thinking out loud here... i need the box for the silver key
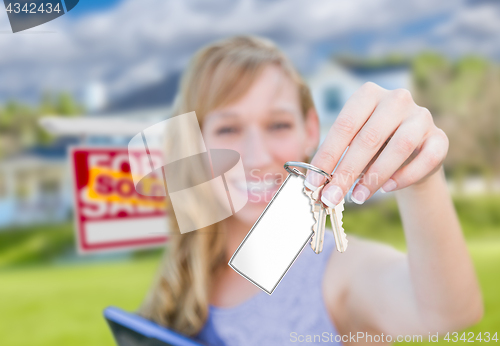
[325,199,348,252]
[304,186,327,254]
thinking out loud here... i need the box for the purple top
[197,232,341,345]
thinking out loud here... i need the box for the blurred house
[307,59,411,139]
[32,110,171,229]
[0,73,178,229]
[41,72,180,145]
[40,106,171,146]
[0,143,74,228]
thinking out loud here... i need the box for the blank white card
[229,174,314,294]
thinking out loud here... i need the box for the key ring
[284,161,331,183]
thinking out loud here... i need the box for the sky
[66,0,122,17]
[0,0,499,105]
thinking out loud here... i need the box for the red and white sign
[70,147,169,253]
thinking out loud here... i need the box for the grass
[468,239,500,331]
[0,259,160,346]
[0,194,499,345]
[0,223,74,268]
[0,240,498,346]
[342,194,500,248]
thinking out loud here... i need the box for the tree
[0,92,84,158]
[412,53,500,189]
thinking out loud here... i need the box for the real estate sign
[70,147,169,253]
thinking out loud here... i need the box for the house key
[228,162,345,295]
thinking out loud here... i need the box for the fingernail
[351,185,370,205]
[321,185,343,208]
[381,179,397,193]
[305,171,325,190]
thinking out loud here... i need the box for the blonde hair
[139,35,315,336]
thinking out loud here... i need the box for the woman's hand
[316,83,483,336]
[305,82,449,206]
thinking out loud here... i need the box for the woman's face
[202,65,319,225]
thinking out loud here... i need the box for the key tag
[229,162,331,295]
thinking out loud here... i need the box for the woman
[140,36,483,345]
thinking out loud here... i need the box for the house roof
[39,106,170,136]
[0,138,78,169]
[103,71,181,112]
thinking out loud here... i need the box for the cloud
[367,1,500,59]
[0,0,497,104]
[431,2,500,57]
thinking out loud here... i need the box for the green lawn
[0,259,160,346]
[0,240,498,346]
[0,195,499,345]
[0,223,74,268]
[468,239,500,331]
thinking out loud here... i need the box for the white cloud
[0,0,497,104]
[431,3,500,57]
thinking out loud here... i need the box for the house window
[324,86,342,114]
[39,179,60,195]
